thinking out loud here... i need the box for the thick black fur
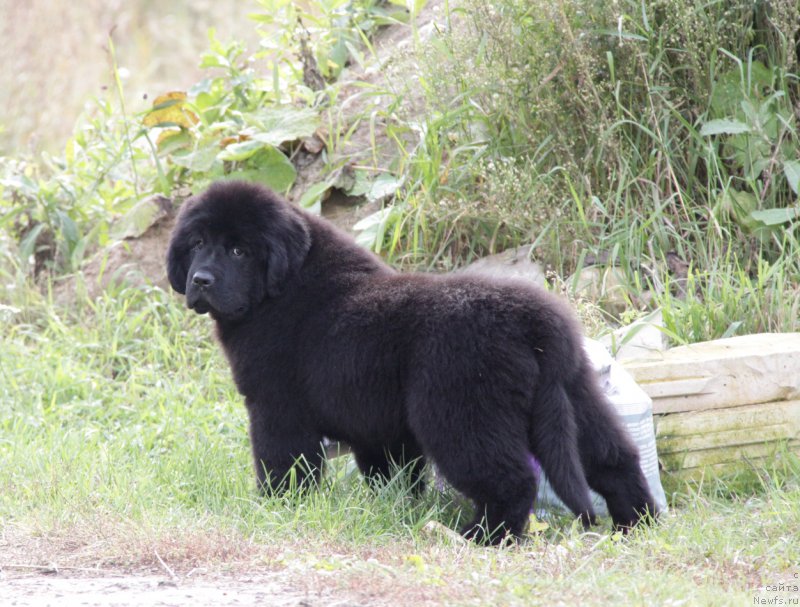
[167,180,658,543]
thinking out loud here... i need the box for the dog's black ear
[166,234,189,295]
[263,206,311,298]
[166,203,195,295]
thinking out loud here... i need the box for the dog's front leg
[245,398,324,495]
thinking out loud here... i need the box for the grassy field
[1,283,798,605]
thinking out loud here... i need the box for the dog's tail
[528,379,597,527]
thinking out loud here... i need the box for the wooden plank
[655,399,800,440]
[622,333,800,414]
[654,400,800,471]
[659,439,800,471]
[658,423,797,454]
[660,456,793,482]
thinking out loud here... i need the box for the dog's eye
[231,246,245,257]
[192,238,204,250]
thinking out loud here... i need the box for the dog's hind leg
[408,392,539,544]
[353,437,427,494]
[566,372,659,530]
[428,433,539,545]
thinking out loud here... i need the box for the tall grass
[364,0,800,340]
[3,0,797,343]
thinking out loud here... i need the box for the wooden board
[622,333,800,414]
[654,399,800,473]
[658,456,796,483]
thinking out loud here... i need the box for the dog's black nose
[192,270,215,288]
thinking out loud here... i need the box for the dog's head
[166,181,311,321]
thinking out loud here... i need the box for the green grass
[0,2,798,600]
[1,284,798,605]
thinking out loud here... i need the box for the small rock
[420,521,467,545]
[567,266,629,316]
[460,245,546,286]
[600,310,666,361]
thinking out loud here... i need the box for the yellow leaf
[528,513,549,534]
[143,92,199,129]
[219,134,251,148]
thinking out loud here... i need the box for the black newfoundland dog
[167,180,657,543]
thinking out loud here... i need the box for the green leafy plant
[363,0,799,313]
[0,97,147,275]
[0,0,412,279]
[144,1,421,196]
[251,0,414,82]
[702,55,799,238]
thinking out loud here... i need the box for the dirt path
[1,572,360,607]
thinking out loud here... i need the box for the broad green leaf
[367,174,403,202]
[171,144,220,173]
[188,77,214,97]
[749,207,800,226]
[199,54,228,69]
[225,145,296,191]
[326,35,350,77]
[218,139,267,162]
[254,146,297,191]
[19,223,47,262]
[710,61,773,117]
[726,189,757,215]
[345,169,372,197]
[55,210,80,246]
[710,75,741,118]
[719,189,759,231]
[298,182,330,215]
[740,99,758,126]
[225,169,295,193]
[353,206,401,251]
[249,106,318,147]
[749,157,772,181]
[156,129,193,154]
[783,160,800,195]
[110,197,170,240]
[700,119,751,136]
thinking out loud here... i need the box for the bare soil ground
[0,548,466,607]
[0,522,467,607]
[1,572,346,607]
